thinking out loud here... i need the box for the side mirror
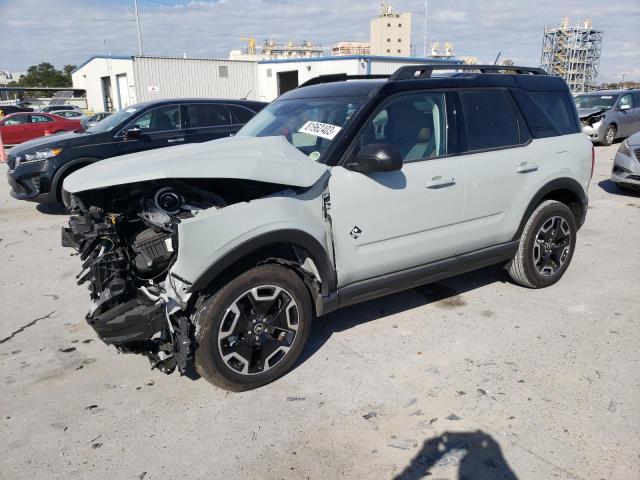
[620,104,631,111]
[124,127,142,139]
[347,143,402,173]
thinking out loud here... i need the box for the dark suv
[6,98,266,203]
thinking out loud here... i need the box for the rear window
[186,104,231,128]
[228,105,255,124]
[528,91,579,135]
[460,90,526,151]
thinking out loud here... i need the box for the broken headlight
[618,140,631,157]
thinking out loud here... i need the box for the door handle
[167,137,185,143]
[516,162,539,173]
[425,176,456,189]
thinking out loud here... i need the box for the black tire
[602,125,616,146]
[509,200,577,288]
[193,264,312,391]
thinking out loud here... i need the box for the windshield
[237,96,364,161]
[86,106,140,133]
[573,94,618,110]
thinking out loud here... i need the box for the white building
[370,4,412,57]
[73,54,461,111]
[72,55,258,112]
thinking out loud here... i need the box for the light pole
[423,0,428,58]
[134,0,144,56]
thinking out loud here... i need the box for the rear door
[329,90,465,286]
[457,89,537,253]
[183,103,236,144]
[27,114,57,138]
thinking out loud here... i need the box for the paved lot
[0,144,638,480]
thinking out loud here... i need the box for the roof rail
[389,64,548,81]
[298,74,390,88]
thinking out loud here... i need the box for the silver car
[612,131,640,192]
[575,89,640,145]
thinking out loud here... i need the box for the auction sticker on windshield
[299,121,342,140]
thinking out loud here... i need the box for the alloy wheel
[532,216,571,276]
[217,285,299,375]
[605,127,615,145]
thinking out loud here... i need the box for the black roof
[128,98,268,110]
[280,65,570,101]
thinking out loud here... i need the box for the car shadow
[35,203,69,215]
[597,179,640,197]
[394,430,517,480]
[295,265,510,369]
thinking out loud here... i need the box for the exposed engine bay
[62,178,287,373]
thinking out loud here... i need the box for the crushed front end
[61,181,225,373]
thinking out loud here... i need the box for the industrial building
[370,3,412,57]
[540,17,603,92]
[72,54,461,112]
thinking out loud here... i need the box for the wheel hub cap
[532,216,571,276]
[217,285,299,375]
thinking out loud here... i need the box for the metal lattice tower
[540,17,603,93]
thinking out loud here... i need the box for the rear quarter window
[527,91,580,135]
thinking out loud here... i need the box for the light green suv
[62,65,593,390]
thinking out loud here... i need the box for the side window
[186,104,231,128]
[131,105,181,132]
[228,105,254,124]
[3,115,29,125]
[357,91,449,163]
[460,90,522,150]
[633,93,640,107]
[30,115,54,123]
[619,94,634,109]
[528,91,579,135]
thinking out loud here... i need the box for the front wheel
[603,125,616,146]
[508,200,577,288]
[193,264,312,391]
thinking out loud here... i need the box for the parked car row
[5,98,266,202]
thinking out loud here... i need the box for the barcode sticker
[298,121,342,140]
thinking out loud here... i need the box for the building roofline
[71,55,133,74]
[257,55,464,65]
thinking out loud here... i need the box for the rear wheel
[509,200,577,288]
[603,125,616,146]
[194,264,312,391]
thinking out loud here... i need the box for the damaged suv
[62,65,593,391]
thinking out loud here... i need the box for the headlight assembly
[17,147,63,166]
[618,140,631,157]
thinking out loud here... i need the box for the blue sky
[0,0,638,82]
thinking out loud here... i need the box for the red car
[0,112,83,146]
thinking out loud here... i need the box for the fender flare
[513,177,588,241]
[52,157,102,198]
[188,229,337,296]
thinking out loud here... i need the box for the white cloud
[0,0,637,82]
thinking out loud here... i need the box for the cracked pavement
[0,144,639,479]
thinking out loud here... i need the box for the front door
[328,91,465,287]
[617,93,640,137]
[115,104,186,156]
[0,113,30,144]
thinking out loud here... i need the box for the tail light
[590,146,595,179]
